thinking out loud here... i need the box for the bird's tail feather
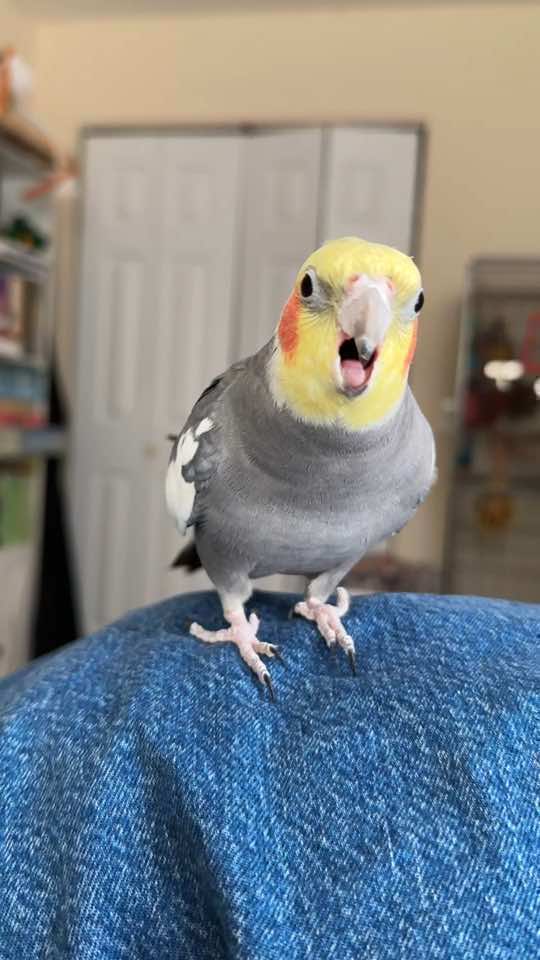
[171,540,202,572]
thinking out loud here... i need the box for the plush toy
[166,237,435,696]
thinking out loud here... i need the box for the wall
[27,2,540,567]
[0,0,35,63]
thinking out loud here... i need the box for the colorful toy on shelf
[1,215,49,251]
[0,48,33,115]
[22,156,78,203]
[520,311,540,376]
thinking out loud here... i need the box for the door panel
[322,127,419,254]
[96,257,143,421]
[153,137,241,431]
[236,130,322,359]
[90,472,132,626]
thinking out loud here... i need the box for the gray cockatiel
[166,237,435,697]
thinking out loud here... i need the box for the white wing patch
[178,428,198,465]
[195,417,213,437]
[430,435,438,485]
[165,419,214,534]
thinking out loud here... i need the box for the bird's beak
[339,275,393,360]
[336,275,394,394]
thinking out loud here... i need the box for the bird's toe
[262,672,275,701]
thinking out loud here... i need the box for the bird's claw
[189,613,283,699]
[262,672,275,701]
[294,589,357,675]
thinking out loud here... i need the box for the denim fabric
[0,591,538,960]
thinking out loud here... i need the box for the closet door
[73,135,241,631]
[236,129,322,359]
[322,127,420,254]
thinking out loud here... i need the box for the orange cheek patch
[403,319,418,373]
[278,292,300,360]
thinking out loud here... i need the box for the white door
[73,135,241,632]
[236,129,322,359]
[322,127,419,253]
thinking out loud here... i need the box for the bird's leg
[294,564,357,674]
[189,589,281,698]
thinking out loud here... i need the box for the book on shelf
[0,362,47,427]
[0,464,34,546]
[0,272,24,356]
[0,268,41,359]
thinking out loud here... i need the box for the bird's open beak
[336,275,393,394]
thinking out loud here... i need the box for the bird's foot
[294,587,356,674]
[189,611,282,698]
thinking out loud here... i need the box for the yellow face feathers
[273,237,424,430]
[296,237,421,311]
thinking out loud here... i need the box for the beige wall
[0,0,35,61]
[26,2,540,567]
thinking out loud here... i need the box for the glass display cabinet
[443,258,540,602]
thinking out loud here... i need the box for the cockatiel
[166,237,435,697]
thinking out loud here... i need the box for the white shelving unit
[0,113,62,676]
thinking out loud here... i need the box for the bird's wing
[165,364,243,534]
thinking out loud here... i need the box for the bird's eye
[300,272,314,298]
[414,290,425,313]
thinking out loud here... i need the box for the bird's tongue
[341,360,368,389]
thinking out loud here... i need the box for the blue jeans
[0,591,538,959]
